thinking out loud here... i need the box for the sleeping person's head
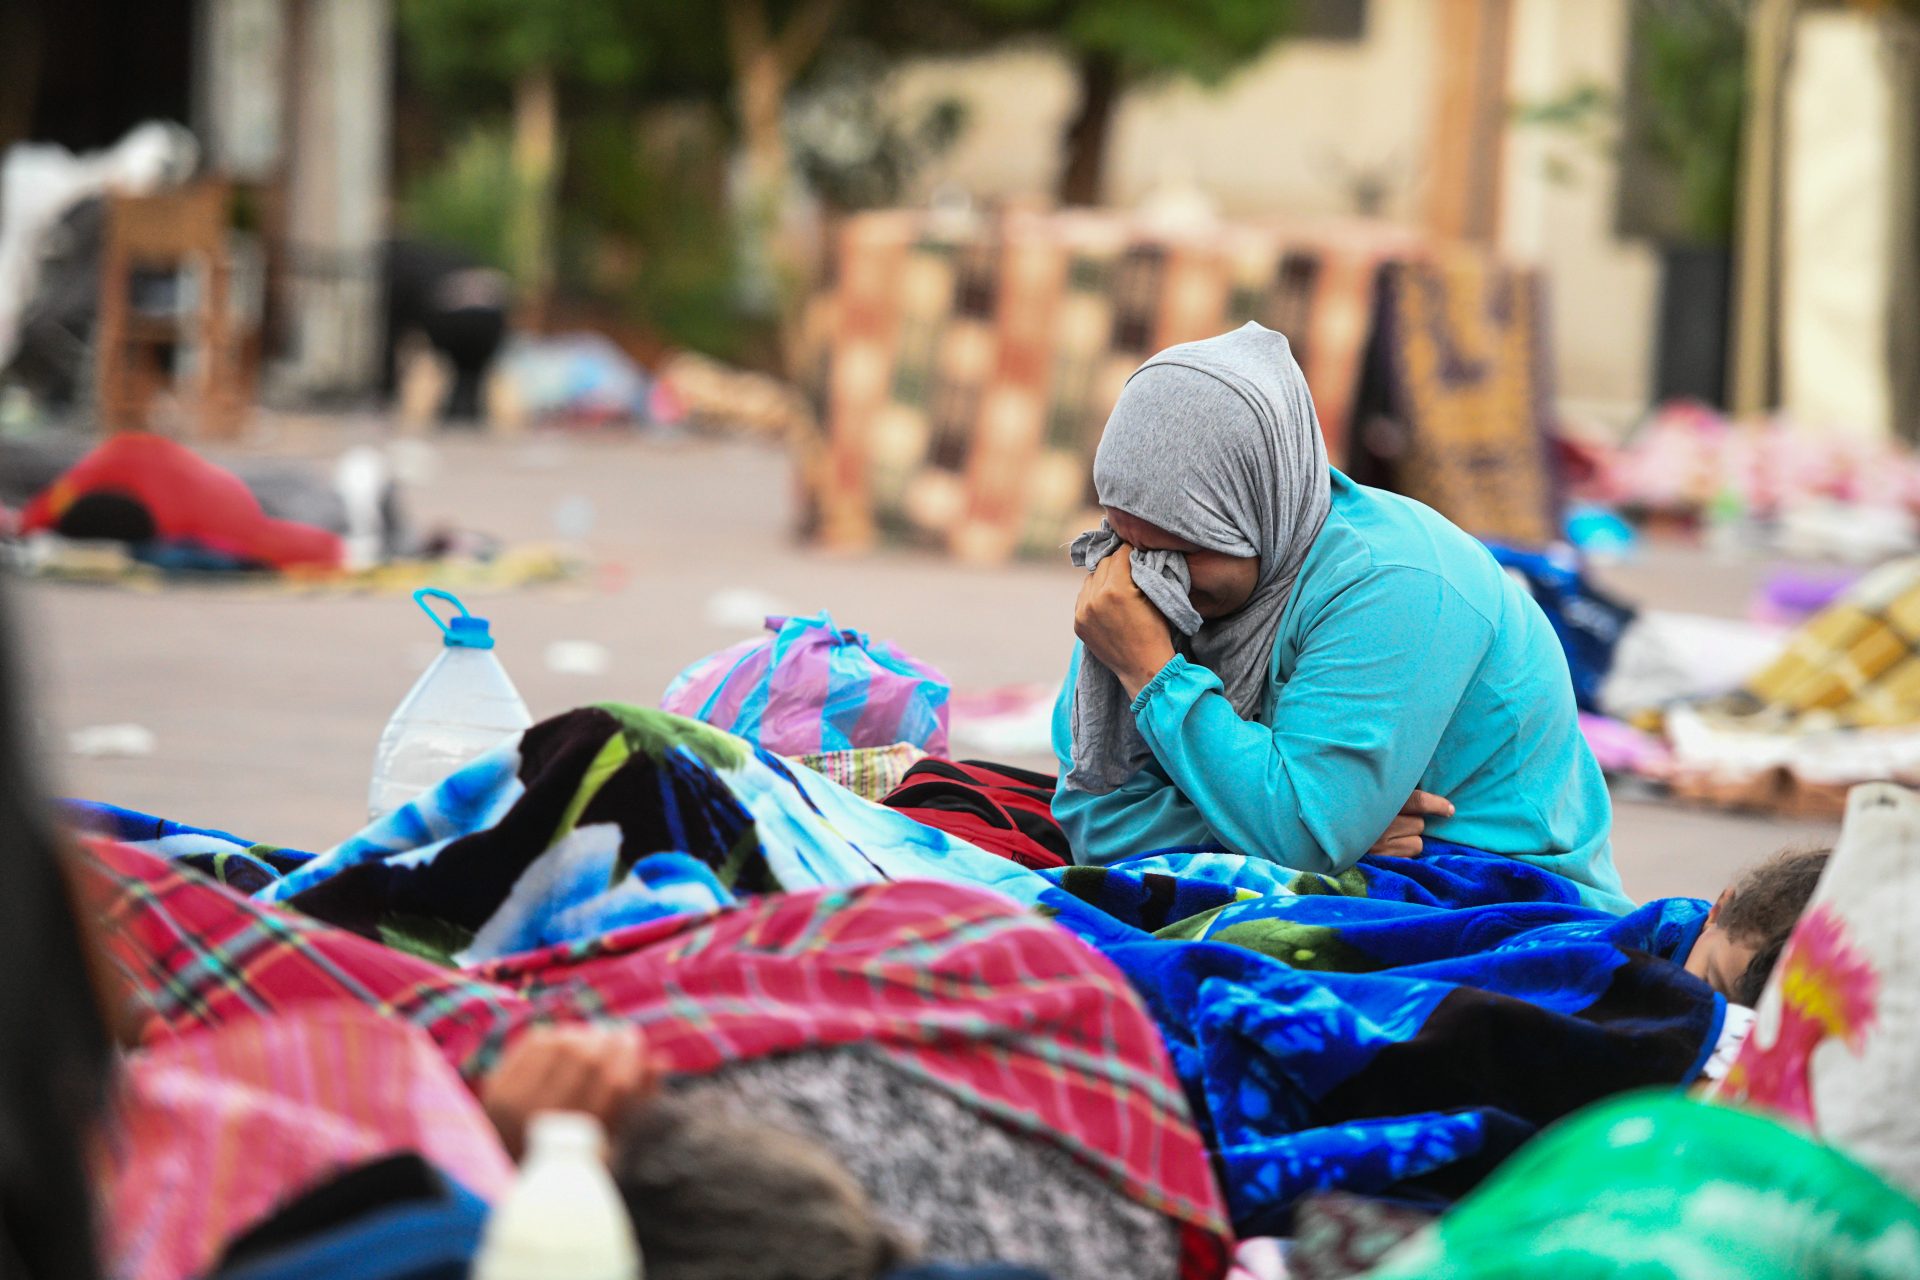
[609,1094,909,1280]
[1686,847,1831,1004]
[480,1026,907,1280]
[1093,323,1330,623]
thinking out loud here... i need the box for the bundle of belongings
[1476,531,1920,821]
[61,618,1920,1278]
[1579,402,1920,562]
[1556,556,1920,819]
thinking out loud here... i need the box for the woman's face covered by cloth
[1090,321,1331,631]
[1105,508,1260,620]
[1064,322,1332,795]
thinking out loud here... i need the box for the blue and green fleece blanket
[69,703,1722,1235]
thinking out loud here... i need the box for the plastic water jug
[368,588,533,820]
[473,1111,642,1280]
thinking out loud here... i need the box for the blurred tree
[399,0,661,321]
[400,0,849,344]
[402,0,1302,358]
[787,46,968,212]
[559,107,754,362]
[719,0,849,331]
[399,128,520,272]
[953,0,1300,204]
[1632,0,1750,246]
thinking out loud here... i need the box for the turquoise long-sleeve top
[1052,470,1631,913]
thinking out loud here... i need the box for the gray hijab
[1066,322,1332,794]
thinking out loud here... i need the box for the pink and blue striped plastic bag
[661,611,950,756]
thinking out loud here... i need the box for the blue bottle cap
[414,588,496,650]
[444,614,494,649]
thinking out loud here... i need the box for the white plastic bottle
[368,588,533,820]
[473,1111,643,1280]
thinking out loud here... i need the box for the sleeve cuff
[1129,654,1188,714]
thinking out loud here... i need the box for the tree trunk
[723,0,843,361]
[735,35,791,264]
[1423,0,1512,243]
[510,66,560,330]
[1729,0,1800,416]
[1058,52,1122,206]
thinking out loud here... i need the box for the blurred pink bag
[662,611,950,756]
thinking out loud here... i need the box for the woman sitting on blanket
[1056,322,1630,911]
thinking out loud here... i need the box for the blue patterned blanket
[1039,863,1717,1232]
[69,705,1723,1233]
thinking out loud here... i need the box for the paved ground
[24,424,1840,904]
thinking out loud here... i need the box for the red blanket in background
[20,433,343,570]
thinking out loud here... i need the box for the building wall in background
[892,0,1656,415]
[1105,0,1433,219]
[1499,0,1658,418]
[1778,11,1920,444]
[894,0,1433,221]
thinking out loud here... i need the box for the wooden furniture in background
[94,181,248,437]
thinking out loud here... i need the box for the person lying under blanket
[73,835,1231,1280]
[1040,844,1827,1236]
[1685,846,1829,1005]
[100,1007,930,1280]
[19,432,347,571]
[1055,322,1628,912]
[62,792,1831,1278]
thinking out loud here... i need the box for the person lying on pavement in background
[19,432,345,571]
[1055,322,1629,912]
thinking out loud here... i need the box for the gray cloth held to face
[1069,525,1204,635]
[1066,322,1332,795]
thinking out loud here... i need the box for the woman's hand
[1075,549,1177,698]
[1368,791,1455,857]
[480,1023,660,1157]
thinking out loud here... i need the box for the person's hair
[53,490,157,544]
[1720,847,1832,1006]
[609,1095,910,1280]
[0,573,113,1279]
